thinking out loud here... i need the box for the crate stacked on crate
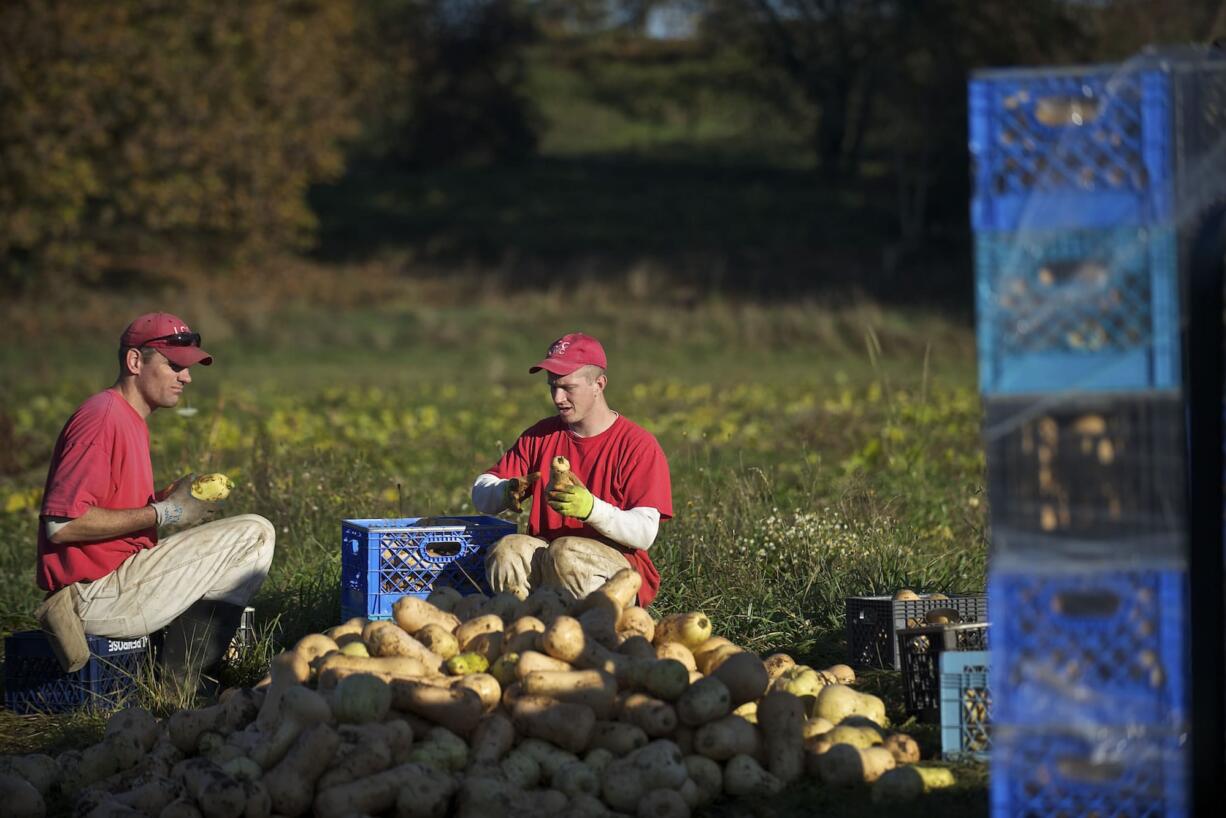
[897,621,989,722]
[972,50,1226,396]
[340,515,516,620]
[845,592,988,670]
[4,632,149,714]
[970,47,1222,817]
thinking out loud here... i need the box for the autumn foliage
[0,0,360,282]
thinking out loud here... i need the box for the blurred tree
[881,0,1083,242]
[702,0,898,178]
[701,0,1082,234]
[348,0,429,161]
[0,0,360,289]
[1071,0,1226,57]
[398,0,540,165]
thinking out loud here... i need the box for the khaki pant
[485,533,630,602]
[73,514,275,639]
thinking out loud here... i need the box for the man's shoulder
[81,389,121,411]
[611,415,662,446]
[607,416,668,464]
[64,390,121,429]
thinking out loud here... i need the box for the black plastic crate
[898,623,991,722]
[845,593,989,670]
[985,391,1187,563]
[4,631,149,714]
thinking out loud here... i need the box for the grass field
[0,289,989,815]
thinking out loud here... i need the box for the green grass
[0,291,987,815]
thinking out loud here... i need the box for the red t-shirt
[36,389,157,592]
[487,414,672,606]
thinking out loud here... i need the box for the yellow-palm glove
[548,479,594,520]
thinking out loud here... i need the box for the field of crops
[0,293,989,815]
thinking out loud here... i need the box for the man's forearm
[46,506,157,544]
[472,473,509,514]
[585,499,660,551]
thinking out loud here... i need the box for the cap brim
[159,345,213,367]
[529,358,582,375]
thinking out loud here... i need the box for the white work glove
[150,473,221,529]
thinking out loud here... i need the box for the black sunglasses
[143,331,201,347]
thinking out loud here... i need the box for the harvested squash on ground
[872,765,956,803]
[656,612,713,651]
[8,568,967,817]
[817,744,897,787]
[812,684,888,727]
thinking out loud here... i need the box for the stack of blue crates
[972,47,1226,818]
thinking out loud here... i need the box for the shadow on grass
[309,152,973,312]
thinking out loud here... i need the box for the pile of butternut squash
[0,569,955,817]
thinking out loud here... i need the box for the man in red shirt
[34,313,275,685]
[472,332,672,606]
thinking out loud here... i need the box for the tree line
[1,0,1221,290]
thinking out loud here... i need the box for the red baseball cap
[529,332,607,375]
[120,312,213,367]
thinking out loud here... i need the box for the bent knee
[233,514,276,568]
[546,537,597,572]
[547,536,588,557]
[492,533,545,557]
[228,513,275,541]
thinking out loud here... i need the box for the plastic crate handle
[424,539,464,558]
[1056,757,1125,783]
[1038,259,1110,287]
[1051,589,1121,617]
[1034,96,1101,127]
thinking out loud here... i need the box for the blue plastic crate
[3,631,149,714]
[991,726,1188,818]
[970,52,1226,232]
[976,225,1181,394]
[940,650,991,760]
[989,569,1188,731]
[340,515,516,620]
[899,623,990,723]
[983,391,1187,557]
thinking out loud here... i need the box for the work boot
[34,585,90,673]
[156,600,246,698]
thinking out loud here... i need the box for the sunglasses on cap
[143,331,202,347]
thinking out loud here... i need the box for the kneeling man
[472,332,671,607]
